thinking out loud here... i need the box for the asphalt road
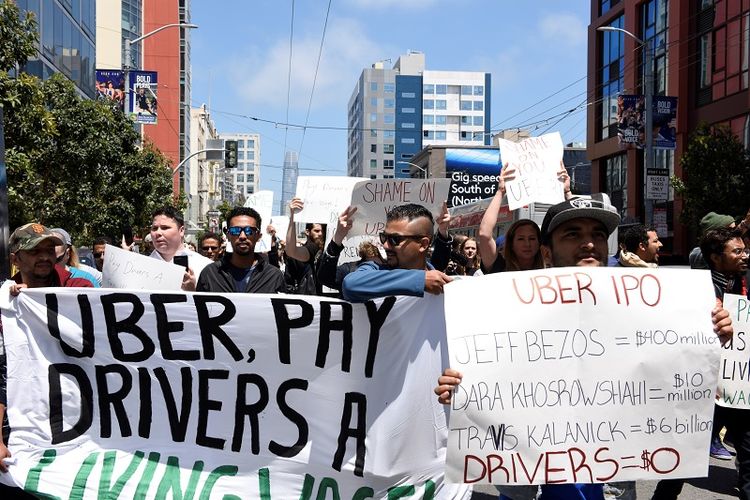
[470,452,739,499]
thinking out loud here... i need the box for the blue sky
[190,0,590,214]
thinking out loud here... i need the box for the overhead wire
[282,0,296,157]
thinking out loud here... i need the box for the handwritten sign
[295,176,365,225]
[0,290,470,499]
[718,294,750,408]
[497,132,564,210]
[443,267,720,485]
[101,244,184,290]
[269,215,289,246]
[244,190,275,252]
[348,178,451,238]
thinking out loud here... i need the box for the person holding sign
[342,203,452,303]
[436,196,734,500]
[285,197,326,295]
[196,207,285,294]
[479,162,572,274]
[149,206,211,291]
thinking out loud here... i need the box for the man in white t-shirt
[149,206,211,291]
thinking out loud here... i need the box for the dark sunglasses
[93,252,103,258]
[201,245,219,251]
[227,226,260,237]
[378,232,426,247]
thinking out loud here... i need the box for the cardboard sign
[497,132,565,210]
[295,176,365,225]
[244,190,275,252]
[0,289,471,499]
[718,294,750,408]
[101,244,184,290]
[348,178,451,238]
[443,267,720,485]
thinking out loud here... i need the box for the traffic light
[224,140,238,168]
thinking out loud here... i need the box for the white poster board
[718,293,750,408]
[294,176,365,225]
[244,190,275,252]
[497,132,565,210]
[101,244,184,290]
[443,267,720,485]
[269,215,290,247]
[0,290,470,500]
[348,178,451,239]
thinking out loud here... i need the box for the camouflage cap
[9,223,64,253]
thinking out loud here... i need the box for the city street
[471,452,739,499]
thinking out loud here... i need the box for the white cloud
[228,18,396,114]
[538,13,587,47]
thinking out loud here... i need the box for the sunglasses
[378,232,426,247]
[93,252,103,258]
[227,226,260,237]
[201,245,219,251]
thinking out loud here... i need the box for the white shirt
[149,248,212,280]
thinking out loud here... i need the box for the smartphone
[173,255,189,269]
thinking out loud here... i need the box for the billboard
[617,95,677,150]
[95,69,125,111]
[444,148,501,207]
[128,70,158,124]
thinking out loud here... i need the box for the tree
[0,0,179,244]
[671,123,750,232]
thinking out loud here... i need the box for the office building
[281,151,298,215]
[19,0,96,98]
[95,0,142,69]
[587,0,750,257]
[186,105,222,232]
[347,51,491,179]
[142,0,193,195]
[219,132,261,206]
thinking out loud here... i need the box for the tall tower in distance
[281,151,299,216]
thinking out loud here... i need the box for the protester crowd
[1,161,748,500]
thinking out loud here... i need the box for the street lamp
[397,160,428,179]
[597,26,653,225]
[123,23,198,110]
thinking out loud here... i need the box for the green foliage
[672,123,750,232]
[0,0,37,72]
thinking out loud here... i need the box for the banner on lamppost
[127,70,158,124]
[617,95,677,150]
[95,69,125,111]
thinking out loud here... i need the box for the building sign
[128,71,158,124]
[653,97,677,150]
[444,148,501,207]
[646,168,670,201]
[95,69,125,111]
[617,95,677,150]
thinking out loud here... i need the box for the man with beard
[196,207,285,293]
[285,197,327,295]
[617,224,662,267]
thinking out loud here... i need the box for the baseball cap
[50,228,72,246]
[699,212,734,234]
[9,223,64,253]
[541,194,621,244]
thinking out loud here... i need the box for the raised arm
[479,164,512,270]
[284,197,312,262]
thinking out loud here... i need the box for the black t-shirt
[481,253,506,275]
[285,239,322,294]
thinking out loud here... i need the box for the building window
[402,122,416,128]
[599,15,624,140]
[473,116,484,126]
[423,99,434,110]
[461,116,471,125]
[402,107,415,113]
[370,97,378,107]
[370,82,378,91]
[384,83,395,93]
[238,151,245,160]
[474,86,484,96]
[600,0,621,16]
[236,139,244,148]
[436,100,447,110]
[370,144,377,153]
[473,101,484,111]
[423,84,434,94]
[370,159,377,169]
[402,138,415,144]
[384,114,395,124]
[370,113,377,122]
[641,0,669,97]
[436,115,447,125]
[247,151,255,160]
[423,115,434,124]
[460,131,470,141]
[384,98,395,108]
[384,159,394,167]
[423,130,434,139]
[247,139,255,148]
[402,91,415,98]
[435,131,447,140]
[461,85,472,95]
[370,128,377,137]
[236,174,245,182]
[246,185,254,194]
[460,101,473,110]
[384,130,395,138]
[383,144,394,154]
[604,154,627,217]
[436,84,447,94]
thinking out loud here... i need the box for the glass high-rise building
[281,151,298,215]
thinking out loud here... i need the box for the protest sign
[294,176,365,225]
[244,190,275,252]
[0,288,470,499]
[718,294,750,408]
[348,178,451,238]
[496,132,565,210]
[443,267,720,485]
[269,215,289,246]
[101,244,184,290]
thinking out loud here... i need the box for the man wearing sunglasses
[149,206,212,291]
[342,203,452,303]
[199,232,224,262]
[196,207,285,294]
